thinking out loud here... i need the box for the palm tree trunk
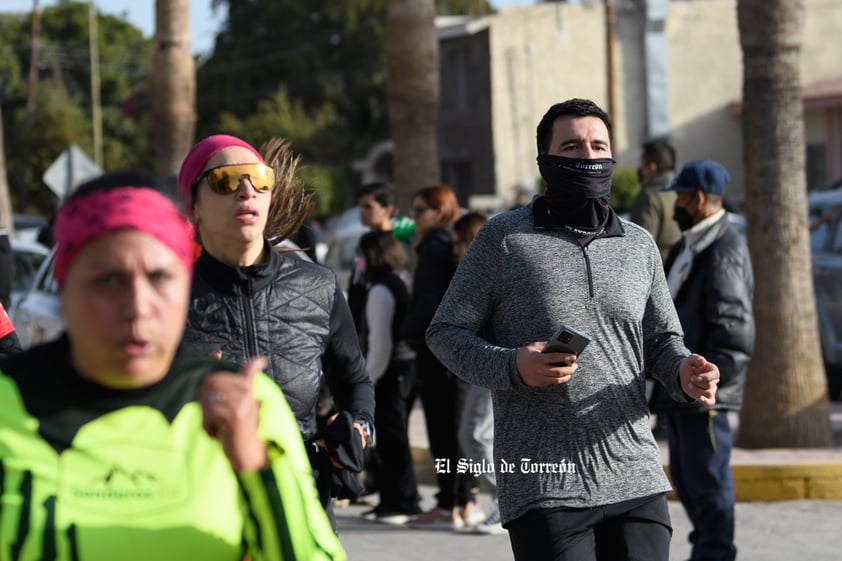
[153,0,196,185]
[385,0,440,216]
[737,0,832,447]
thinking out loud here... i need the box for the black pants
[373,358,421,513]
[308,445,338,533]
[417,353,472,510]
[508,493,672,561]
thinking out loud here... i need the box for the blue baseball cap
[662,160,730,196]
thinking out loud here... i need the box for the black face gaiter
[537,154,614,232]
[673,206,695,231]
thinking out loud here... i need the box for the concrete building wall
[488,3,609,207]
[663,1,745,198]
[438,29,495,205]
[803,0,842,81]
[398,0,842,211]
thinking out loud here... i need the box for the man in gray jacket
[426,98,721,561]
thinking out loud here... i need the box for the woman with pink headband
[0,171,345,561]
[177,135,374,530]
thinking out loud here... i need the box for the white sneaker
[460,500,486,528]
[473,500,505,535]
[406,507,462,530]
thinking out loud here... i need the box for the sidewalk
[336,485,842,561]
[407,399,842,501]
[331,401,842,560]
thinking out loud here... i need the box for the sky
[5,0,537,57]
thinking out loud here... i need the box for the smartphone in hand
[542,324,592,361]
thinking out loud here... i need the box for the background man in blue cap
[651,159,755,561]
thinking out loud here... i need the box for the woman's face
[410,196,442,236]
[192,145,272,264]
[61,231,190,388]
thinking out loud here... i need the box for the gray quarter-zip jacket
[426,204,691,525]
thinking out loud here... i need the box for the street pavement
[336,486,842,561]
[333,400,842,560]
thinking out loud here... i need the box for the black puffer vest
[183,244,373,441]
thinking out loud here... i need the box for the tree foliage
[201,0,493,213]
[0,0,496,215]
[0,1,154,212]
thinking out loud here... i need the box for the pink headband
[177,134,264,211]
[53,186,195,286]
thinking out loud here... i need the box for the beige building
[355,0,842,210]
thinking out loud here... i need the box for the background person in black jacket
[651,160,755,561]
[356,230,421,524]
[176,134,375,531]
[347,182,398,332]
[401,185,480,530]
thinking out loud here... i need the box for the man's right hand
[516,342,578,387]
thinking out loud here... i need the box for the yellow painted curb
[664,463,842,501]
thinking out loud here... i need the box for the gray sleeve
[426,226,523,390]
[643,255,693,402]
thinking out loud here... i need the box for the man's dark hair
[641,140,676,172]
[353,181,395,208]
[536,98,613,154]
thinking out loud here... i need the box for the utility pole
[19,0,42,212]
[25,0,40,115]
[89,2,103,168]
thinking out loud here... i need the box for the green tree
[0,1,154,212]
[200,0,493,213]
[199,1,389,155]
[610,167,640,215]
[216,88,342,213]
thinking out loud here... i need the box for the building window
[806,143,827,191]
[441,159,473,202]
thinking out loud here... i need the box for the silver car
[809,189,842,400]
[10,240,315,350]
[11,246,63,350]
[10,238,50,310]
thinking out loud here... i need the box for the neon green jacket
[0,337,346,561]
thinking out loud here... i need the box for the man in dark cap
[652,159,755,561]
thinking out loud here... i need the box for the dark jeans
[508,493,672,561]
[665,410,737,561]
[374,358,421,513]
[417,354,472,510]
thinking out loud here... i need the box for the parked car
[10,238,50,310]
[11,239,313,351]
[11,246,63,350]
[809,192,842,400]
[12,214,48,243]
[323,207,368,294]
[808,187,842,252]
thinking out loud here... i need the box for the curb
[728,464,842,500]
[411,446,842,501]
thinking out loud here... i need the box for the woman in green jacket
[0,170,344,561]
